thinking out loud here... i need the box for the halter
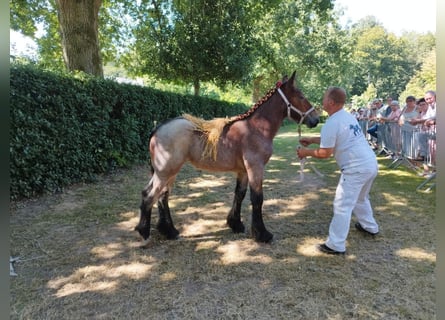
[275,83,323,182]
[276,87,315,125]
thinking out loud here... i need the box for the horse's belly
[188,155,241,172]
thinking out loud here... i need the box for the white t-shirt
[320,108,377,173]
[425,103,436,120]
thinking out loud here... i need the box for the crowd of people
[351,90,436,177]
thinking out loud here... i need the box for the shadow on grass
[10,125,435,319]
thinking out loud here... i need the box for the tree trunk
[252,75,264,103]
[193,78,200,96]
[55,0,103,77]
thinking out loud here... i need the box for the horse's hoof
[253,229,273,243]
[157,222,180,239]
[165,229,180,240]
[135,225,150,240]
[140,237,153,248]
[227,219,245,233]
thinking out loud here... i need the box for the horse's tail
[147,126,158,176]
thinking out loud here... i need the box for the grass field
[10,123,435,319]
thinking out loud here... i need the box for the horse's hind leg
[135,174,164,242]
[227,173,247,233]
[157,187,180,239]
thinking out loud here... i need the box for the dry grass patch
[10,125,435,319]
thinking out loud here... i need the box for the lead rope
[296,125,325,182]
[296,125,306,182]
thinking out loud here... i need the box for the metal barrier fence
[366,121,436,191]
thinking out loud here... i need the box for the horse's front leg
[249,175,273,243]
[157,188,180,239]
[227,172,248,233]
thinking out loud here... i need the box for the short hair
[417,97,426,104]
[425,90,436,97]
[327,87,346,105]
[406,95,416,102]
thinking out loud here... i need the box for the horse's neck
[248,94,285,139]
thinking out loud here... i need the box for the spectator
[357,108,368,120]
[380,100,401,123]
[411,91,436,175]
[367,99,385,149]
[424,90,436,124]
[383,96,393,117]
[398,96,420,159]
[379,100,402,158]
[350,108,359,119]
[297,86,379,255]
[398,96,418,128]
[410,91,436,126]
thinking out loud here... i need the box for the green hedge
[10,64,248,200]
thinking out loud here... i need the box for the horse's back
[150,116,246,173]
[150,117,199,173]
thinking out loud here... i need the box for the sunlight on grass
[51,281,118,298]
[275,131,299,138]
[48,262,152,297]
[160,272,177,281]
[396,247,436,262]
[295,237,357,260]
[295,237,326,257]
[189,179,227,188]
[116,212,139,231]
[214,240,273,265]
[91,243,125,259]
[181,218,225,237]
[195,240,220,251]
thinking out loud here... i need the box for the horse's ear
[282,74,288,83]
[289,71,297,85]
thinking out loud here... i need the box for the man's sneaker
[355,222,379,236]
[317,243,345,255]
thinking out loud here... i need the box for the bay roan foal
[135,71,319,244]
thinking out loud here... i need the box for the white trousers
[325,166,379,252]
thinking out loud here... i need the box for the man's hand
[296,146,308,159]
[299,137,313,147]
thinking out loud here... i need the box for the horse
[135,71,319,244]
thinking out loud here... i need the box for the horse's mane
[183,85,279,160]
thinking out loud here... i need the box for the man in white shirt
[297,87,379,255]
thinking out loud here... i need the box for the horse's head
[277,71,319,128]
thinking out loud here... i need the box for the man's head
[424,90,436,106]
[389,100,400,110]
[417,98,428,112]
[371,99,381,109]
[322,87,346,115]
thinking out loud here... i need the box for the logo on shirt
[349,124,362,136]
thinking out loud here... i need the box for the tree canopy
[10,0,436,102]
